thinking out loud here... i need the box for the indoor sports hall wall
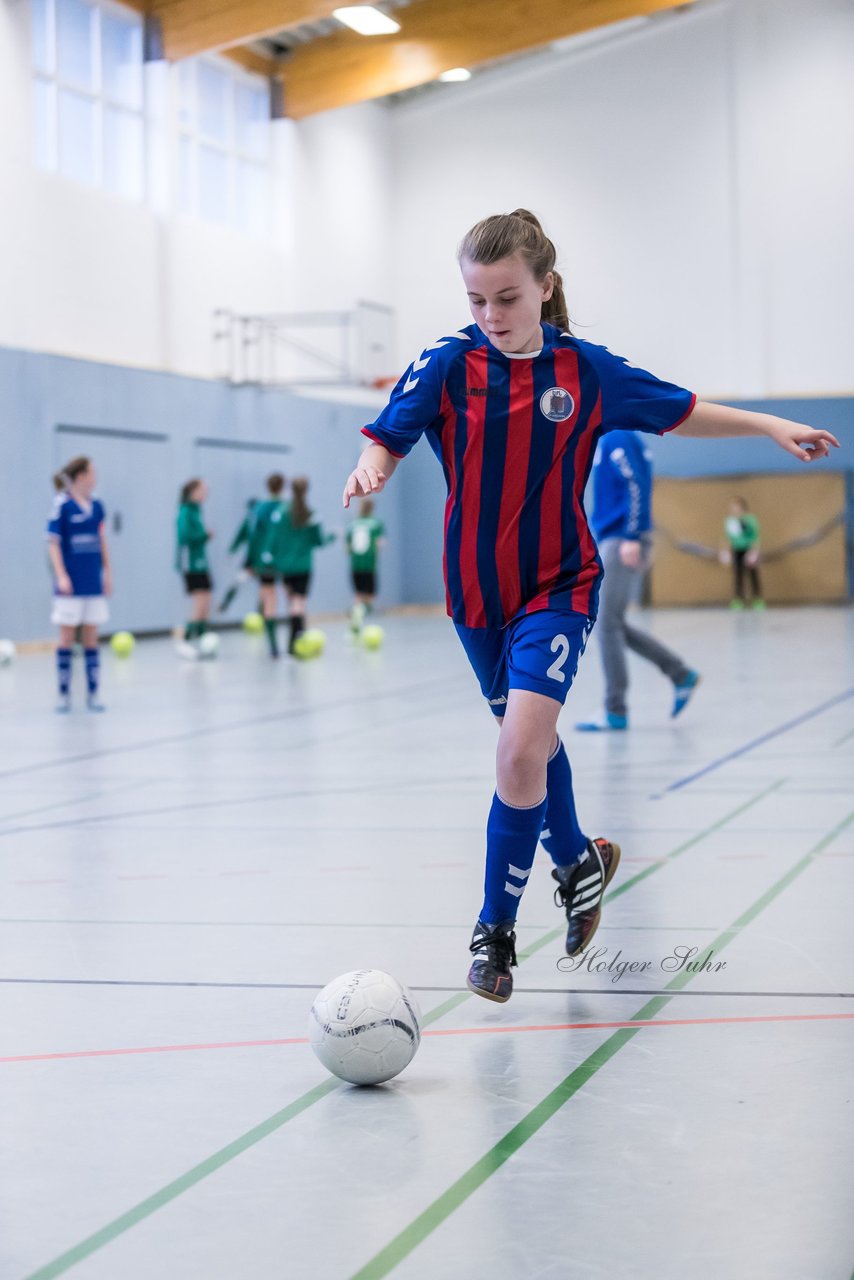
[0,0,395,378]
[0,346,403,643]
[389,0,853,402]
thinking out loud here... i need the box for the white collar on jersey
[504,348,542,359]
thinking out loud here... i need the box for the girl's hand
[768,421,840,462]
[343,465,387,508]
[56,572,73,596]
[102,568,113,597]
[619,540,642,569]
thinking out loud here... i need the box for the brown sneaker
[551,838,621,956]
[466,919,517,1003]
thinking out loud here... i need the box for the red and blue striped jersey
[362,323,695,628]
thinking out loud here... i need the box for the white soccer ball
[309,969,422,1086]
[197,631,220,658]
[0,639,16,666]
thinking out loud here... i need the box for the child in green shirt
[346,498,385,632]
[724,496,763,609]
[176,479,214,655]
[275,476,334,654]
[244,473,289,657]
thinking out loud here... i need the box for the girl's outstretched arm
[675,401,840,463]
[343,443,399,508]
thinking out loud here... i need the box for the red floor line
[3,1011,852,1064]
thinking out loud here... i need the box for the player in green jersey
[724,496,763,609]
[176,479,213,658]
[245,473,289,657]
[346,498,385,633]
[218,497,260,614]
[275,477,334,655]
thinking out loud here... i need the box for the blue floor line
[661,686,854,794]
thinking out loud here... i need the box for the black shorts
[283,573,311,596]
[352,570,377,596]
[184,571,212,593]
[258,572,279,586]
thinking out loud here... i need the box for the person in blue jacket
[577,429,699,731]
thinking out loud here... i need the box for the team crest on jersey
[540,387,575,422]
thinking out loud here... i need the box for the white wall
[0,0,395,377]
[2,0,851,399]
[389,0,854,400]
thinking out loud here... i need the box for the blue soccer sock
[56,647,73,697]
[84,647,100,695]
[541,737,588,872]
[481,790,548,925]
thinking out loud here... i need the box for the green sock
[264,617,279,656]
[185,621,198,640]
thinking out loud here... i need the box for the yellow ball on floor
[293,629,325,659]
[110,631,135,657]
[361,624,384,650]
[243,612,264,634]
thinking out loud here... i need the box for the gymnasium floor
[1,606,853,1280]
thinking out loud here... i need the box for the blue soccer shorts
[455,609,594,718]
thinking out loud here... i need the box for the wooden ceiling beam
[150,0,341,62]
[282,0,696,119]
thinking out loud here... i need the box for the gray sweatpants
[597,537,690,716]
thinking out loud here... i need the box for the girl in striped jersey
[343,209,839,1003]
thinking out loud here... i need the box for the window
[31,0,145,200]
[174,58,271,236]
[30,1,272,233]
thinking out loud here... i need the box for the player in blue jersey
[46,456,112,712]
[342,209,839,1003]
[576,429,699,731]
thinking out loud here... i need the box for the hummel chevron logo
[402,332,471,395]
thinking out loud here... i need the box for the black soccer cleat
[552,838,621,957]
[467,919,518,1003]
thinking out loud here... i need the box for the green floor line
[832,726,854,748]
[22,780,783,1280]
[24,1078,341,1280]
[348,806,854,1280]
[606,778,785,901]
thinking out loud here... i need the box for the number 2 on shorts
[546,633,571,683]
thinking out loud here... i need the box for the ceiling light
[438,67,471,83]
[332,7,401,36]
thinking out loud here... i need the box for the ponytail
[458,208,571,333]
[53,455,91,491]
[290,477,311,529]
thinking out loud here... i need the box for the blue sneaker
[575,712,628,732]
[672,671,700,718]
